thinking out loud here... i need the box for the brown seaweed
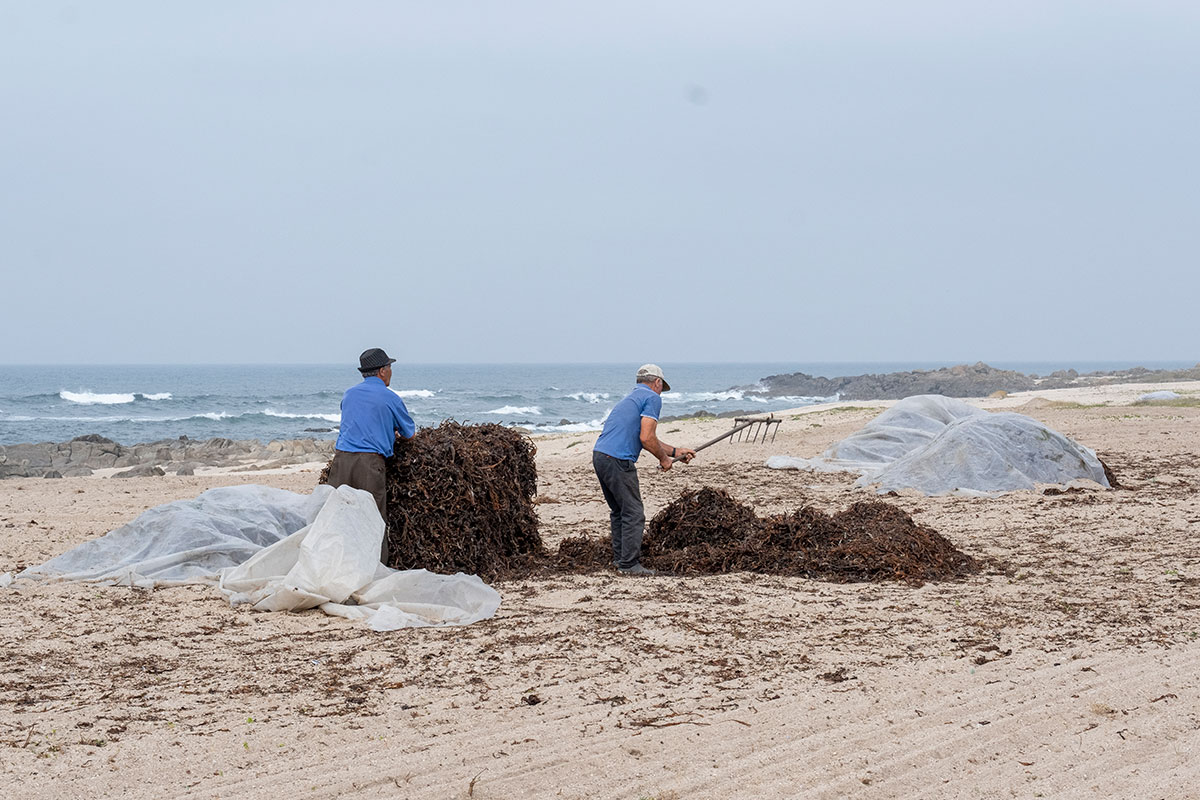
[320,421,544,580]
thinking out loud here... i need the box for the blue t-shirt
[594,384,662,461]
[335,376,416,457]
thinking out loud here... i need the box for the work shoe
[618,563,657,576]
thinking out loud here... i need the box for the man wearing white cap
[592,364,696,576]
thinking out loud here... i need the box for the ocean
[0,361,1191,447]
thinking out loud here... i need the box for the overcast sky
[2,2,1197,365]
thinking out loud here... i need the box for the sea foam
[662,390,759,403]
[393,389,436,399]
[529,418,605,433]
[486,405,542,416]
[263,409,341,423]
[59,390,172,405]
[60,390,136,405]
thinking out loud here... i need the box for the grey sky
[2,2,1197,364]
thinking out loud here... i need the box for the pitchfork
[671,413,782,463]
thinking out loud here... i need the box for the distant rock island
[0,434,333,479]
[751,362,1200,401]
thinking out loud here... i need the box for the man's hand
[659,447,696,471]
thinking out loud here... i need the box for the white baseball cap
[636,364,671,391]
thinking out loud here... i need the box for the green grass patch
[1038,400,1110,409]
[1132,397,1200,407]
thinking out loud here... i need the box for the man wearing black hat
[325,348,416,561]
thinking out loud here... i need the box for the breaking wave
[486,406,542,416]
[60,390,173,405]
[3,410,339,424]
[263,409,342,423]
[662,390,764,404]
[527,418,605,434]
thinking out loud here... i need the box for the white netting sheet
[767,394,1111,495]
[14,484,500,631]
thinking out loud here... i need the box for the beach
[2,381,1199,799]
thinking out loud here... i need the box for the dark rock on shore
[0,435,335,479]
[752,362,1200,401]
[660,409,761,423]
[113,464,166,479]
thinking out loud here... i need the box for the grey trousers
[325,450,390,563]
[593,451,646,570]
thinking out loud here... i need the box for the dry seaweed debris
[320,421,545,580]
[548,534,615,574]
[633,488,978,585]
[794,501,978,585]
[645,488,760,550]
[1098,457,1122,490]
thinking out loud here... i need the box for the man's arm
[392,398,416,440]
[640,417,696,471]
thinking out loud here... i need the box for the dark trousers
[593,451,646,570]
[325,450,390,563]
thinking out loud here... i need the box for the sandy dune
[2,382,1198,798]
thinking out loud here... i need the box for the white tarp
[14,484,500,631]
[767,394,1111,495]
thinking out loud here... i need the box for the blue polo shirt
[335,376,416,457]
[594,384,662,461]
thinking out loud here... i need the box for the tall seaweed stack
[320,421,544,579]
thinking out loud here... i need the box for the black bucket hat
[358,348,397,372]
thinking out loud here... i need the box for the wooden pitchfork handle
[669,418,760,463]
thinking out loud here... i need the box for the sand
[2,381,1199,798]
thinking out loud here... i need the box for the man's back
[594,384,662,461]
[336,377,414,457]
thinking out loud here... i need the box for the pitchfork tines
[673,413,783,462]
[731,414,782,444]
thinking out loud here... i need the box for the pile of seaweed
[555,487,979,585]
[317,426,973,585]
[319,421,545,579]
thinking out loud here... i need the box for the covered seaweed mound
[626,488,978,585]
[767,395,1115,495]
[320,421,544,579]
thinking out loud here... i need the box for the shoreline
[5,378,1197,480]
[5,360,1197,453]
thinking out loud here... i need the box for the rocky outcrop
[0,435,334,479]
[113,464,166,479]
[752,362,1200,401]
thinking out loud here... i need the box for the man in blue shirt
[593,364,696,576]
[325,347,416,562]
